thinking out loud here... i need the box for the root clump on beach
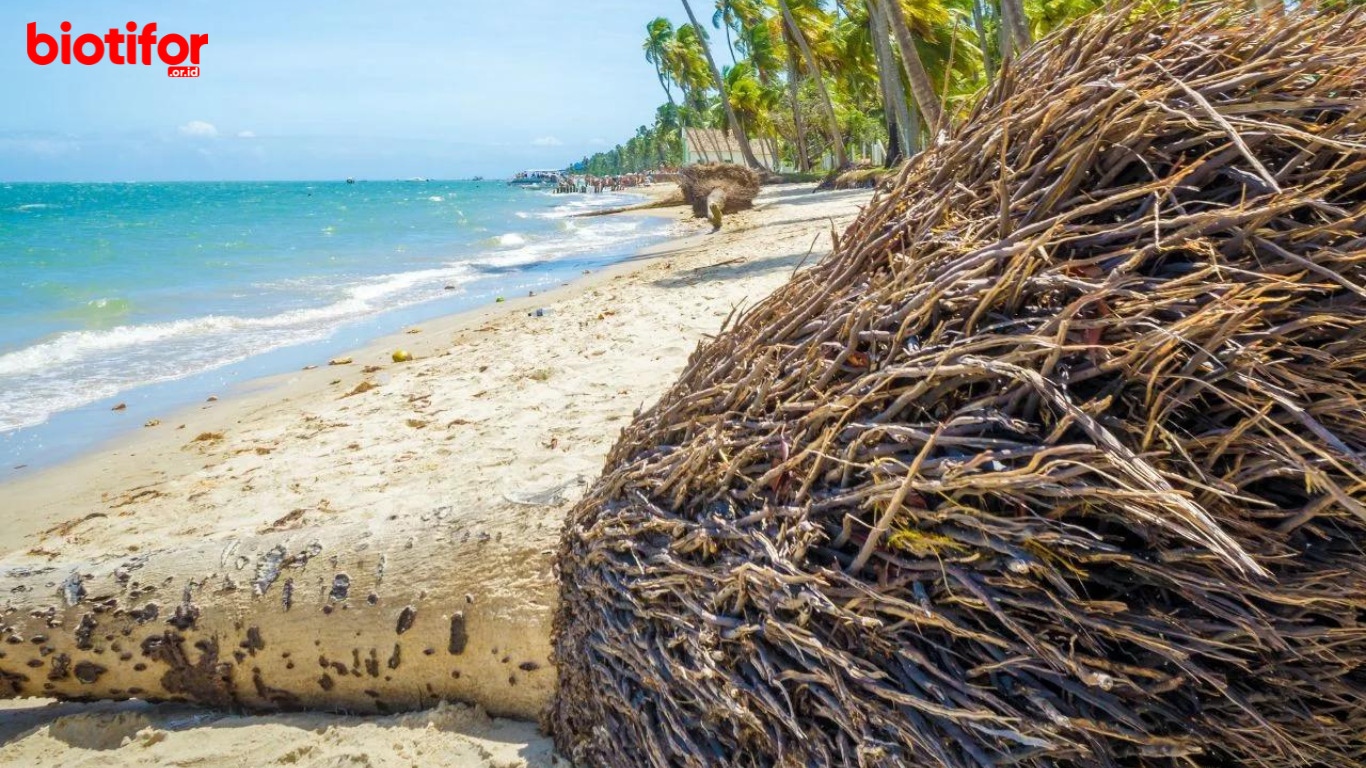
[679,163,763,221]
[553,6,1366,768]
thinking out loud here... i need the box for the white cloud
[178,121,219,138]
[236,130,256,139]
[531,136,563,147]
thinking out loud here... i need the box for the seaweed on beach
[679,163,763,218]
[552,5,1366,767]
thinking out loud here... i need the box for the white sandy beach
[0,184,873,768]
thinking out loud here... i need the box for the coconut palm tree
[668,23,724,161]
[865,0,917,160]
[732,3,812,171]
[681,0,767,169]
[644,18,680,105]
[869,0,944,135]
[775,0,850,168]
[713,0,742,63]
[1000,0,1031,55]
[970,0,995,86]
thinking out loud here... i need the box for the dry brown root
[679,163,762,219]
[1,509,557,719]
[553,5,1366,768]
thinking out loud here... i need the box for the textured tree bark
[776,0,850,169]
[0,509,557,719]
[785,47,812,173]
[872,0,946,137]
[971,0,996,86]
[999,0,1032,56]
[869,0,917,159]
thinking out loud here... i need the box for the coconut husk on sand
[678,163,763,220]
[553,6,1366,767]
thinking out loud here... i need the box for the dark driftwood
[553,6,1366,768]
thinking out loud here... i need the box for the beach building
[683,127,888,172]
[682,127,786,171]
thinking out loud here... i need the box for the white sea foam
[0,192,663,433]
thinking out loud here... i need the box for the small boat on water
[509,170,562,188]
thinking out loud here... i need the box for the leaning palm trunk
[1000,0,1032,53]
[872,0,945,136]
[680,0,765,170]
[971,0,995,86]
[870,0,918,157]
[785,47,812,172]
[776,0,849,169]
[0,511,557,718]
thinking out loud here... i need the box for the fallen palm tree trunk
[553,5,1366,768]
[818,162,895,191]
[574,189,687,218]
[0,510,556,719]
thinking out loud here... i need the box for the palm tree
[866,0,917,161]
[999,0,1031,57]
[713,1,742,63]
[775,0,849,169]
[970,0,995,86]
[681,0,766,169]
[783,45,813,171]
[869,0,944,136]
[644,18,679,106]
[669,23,724,161]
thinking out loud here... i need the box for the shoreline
[0,185,696,552]
[0,183,680,481]
[0,183,875,768]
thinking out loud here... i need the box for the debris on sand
[553,7,1366,768]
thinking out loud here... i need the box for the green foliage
[576,0,1246,175]
[573,104,685,176]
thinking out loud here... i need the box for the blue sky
[2,1,685,181]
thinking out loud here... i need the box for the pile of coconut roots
[553,6,1366,768]
[679,163,763,221]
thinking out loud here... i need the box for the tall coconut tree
[866,0,917,161]
[670,23,725,161]
[775,0,850,169]
[999,0,1031,56]
[869,0,944,136]
[970,0,996,86]
[681,0,766,169]
[644,18,680,105]
[713,0,742,63]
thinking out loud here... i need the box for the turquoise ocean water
[0,181,666,471]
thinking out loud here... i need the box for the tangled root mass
[554,7,1366,767]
